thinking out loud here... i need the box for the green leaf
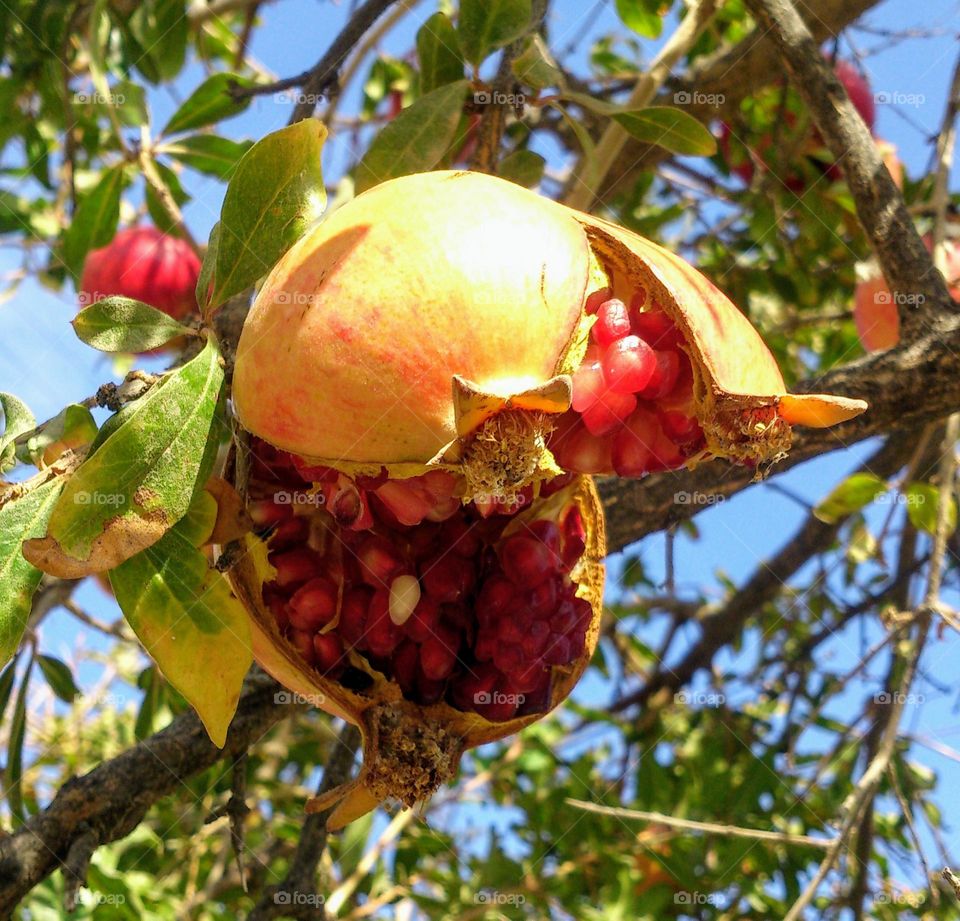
[497,149,546,187]
[417,13,464,95]
[73,296,193,352]
[612,107,718,156]
[5,657,32,822]
[814,473,888,524]
[458,0,532,67]
[355,80,468,194]
[905,482,958,537]
[37,655,81,703]
[615,0,663,38]
[162,73,256,137]
[21,339,224,578]
[61,165,125,279]
[549,101,598,189]
[161,135,253,179]
[512,35,562,90]
[0,476,65,667]
[131,0,189,82]
[110,493,252,748]
[16,404,98,467]
[210,119,327,308]
[104,80,149,127]
[1,392,35,472]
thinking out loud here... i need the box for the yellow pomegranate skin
[233,171,591,466]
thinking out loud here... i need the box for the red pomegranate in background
[79,226,201,319]
[719,57,876,187]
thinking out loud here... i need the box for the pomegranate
[719,57,876,187]
[854,234,960,352]
[227,170,864,826]
[79,225,201,320]
[228,440,604,828]
[233,171,863,498]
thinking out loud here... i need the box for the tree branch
[0,671,293,915]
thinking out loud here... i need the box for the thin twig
[563,0,718,211]
[565,800,832,849]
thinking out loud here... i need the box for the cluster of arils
[551,287,705,477]
[249,442,591,722]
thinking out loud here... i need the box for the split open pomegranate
[226,170,864,826]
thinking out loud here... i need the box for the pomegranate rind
[224,474,605,825]
[233,171,593,477]
[573,214,867,457]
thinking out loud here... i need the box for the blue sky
[1,0,958,902]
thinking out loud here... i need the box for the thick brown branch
[0,672,291,915]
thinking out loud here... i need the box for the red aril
[592,298,633,348]
[288,577,338,631]
[602,335,656,394]
[581,390,637,436]
[637,350,681,400]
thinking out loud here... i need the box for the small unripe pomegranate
[79,226,201,319]
[228,170,864,826]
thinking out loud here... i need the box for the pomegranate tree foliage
[0,0,958,917]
